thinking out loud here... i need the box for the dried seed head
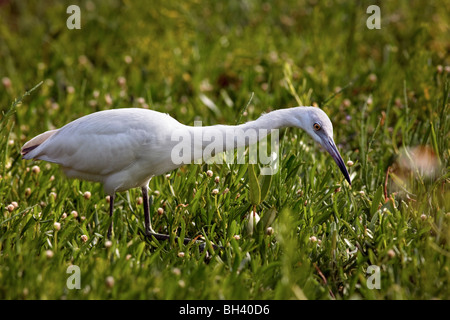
[387,249,396,258]
[66,86,75,94]
[11,201,18,209]
[136,197,143,205]
[71,210,78,218]
[31,165,40,174]
[105,240,112,248]
[105,276,115,288]
[45,250,54,259]
[309,236,317,242]
[2,77,12,89]
[25,188,31,197]
[61,213,67,219]
[266,227,274,236]
[78,55,89,66]
[104,93,113,106]
[117,76,126,87]
[214,176,220,183]
[177,251,185,258]
[53,222,61,231]
[83,191,91,200]
[206,170,213,177]
[6,204,15,212]
[420,214,427,221]
[124,55,132,64]
[157,207,164,215]
[233,235,240,240]
[80,234,88,243]
[347,160,354,167]
[172,268,181,276]
[212,188,219,195]
[137,97,145,105]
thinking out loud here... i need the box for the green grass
[0,0,449,300]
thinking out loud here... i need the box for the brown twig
[384,166,391,202]
[313,263,336,299]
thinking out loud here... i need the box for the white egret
[22,106,351,243]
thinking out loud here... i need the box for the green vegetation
[0,1,449,299]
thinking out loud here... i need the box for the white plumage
[22,106,351,242]
[23,109,183,194]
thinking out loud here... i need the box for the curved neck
[240,108,298,131]
[169,108,305,164]
[195,108,299,145]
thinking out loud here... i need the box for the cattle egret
[22,107,351,243]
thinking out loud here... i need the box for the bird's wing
[29,109,177,177]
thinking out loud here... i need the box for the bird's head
[293,107,351,186]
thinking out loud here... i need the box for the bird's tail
[21,129,58,159]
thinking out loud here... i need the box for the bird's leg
[142,186,156,235]
[141,186,220,250]
[107,193,115,239]
[142,186,172,241]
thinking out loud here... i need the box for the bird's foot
[144,230,222,252]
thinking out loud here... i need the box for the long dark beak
[322,136,351,186]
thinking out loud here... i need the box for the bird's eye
[313,123,321,131]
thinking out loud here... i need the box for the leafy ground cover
[0,1,449,299]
